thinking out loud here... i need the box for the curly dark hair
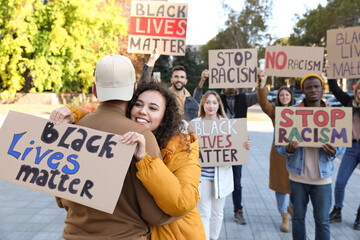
[126,82,185,149]
[275,86,295,107]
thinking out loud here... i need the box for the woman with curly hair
[257,70,295,233]
[50,81,205,240]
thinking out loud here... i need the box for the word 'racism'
[278,109,348,143]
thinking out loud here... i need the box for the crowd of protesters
[48,51,359,240]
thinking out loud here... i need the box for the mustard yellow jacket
[69,106,205,240]
[136,132,205,240]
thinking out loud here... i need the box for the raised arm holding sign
[324,58,360,227]
[257,68,294,232]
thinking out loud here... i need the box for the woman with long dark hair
[257,70,295,232]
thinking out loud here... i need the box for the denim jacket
[275,144,345,178]
[274,99,345,178]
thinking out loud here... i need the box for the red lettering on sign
[266,51,287,69]
[314,110,329,127]
[296,110,313,127]
[225,135,232,148]
[331,109,345,127]
[217,135,224,148]
[130,17,187,38]
[280,109,294,127]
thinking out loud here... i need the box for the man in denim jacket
[275,74,345,240]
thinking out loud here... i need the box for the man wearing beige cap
[55,54,173,240]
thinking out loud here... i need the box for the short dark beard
[173,83,184,91]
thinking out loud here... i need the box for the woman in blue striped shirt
[192,90,250,240]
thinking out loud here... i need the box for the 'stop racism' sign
[275,107,352,147]
[265,46,324,78]
[208,49,258,89]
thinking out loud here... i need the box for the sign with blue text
[275,107,352,147]
[189,118,249,166]
[327,26,360,79]
[0,111,136,214]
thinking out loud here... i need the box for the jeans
[232,165,243,212]
[275,192,288,213]
[197,179,227,240]
[290,180,332,240]
[334,142,360,208]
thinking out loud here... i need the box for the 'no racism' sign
[265,46,324,78]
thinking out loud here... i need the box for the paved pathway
[0,105,359,239]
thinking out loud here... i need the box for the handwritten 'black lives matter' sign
[128,1,188,56]
[327,26,360,79]
[0,111,136,214]
[275,107,352,147]
[208,49,258,89]
[189,119,249,167]
[265,46,324,78]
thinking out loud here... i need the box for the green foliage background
[289,0,360,47]
[0,0,128,99]
[1,0,359,99]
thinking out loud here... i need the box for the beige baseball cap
[94,54,136,102]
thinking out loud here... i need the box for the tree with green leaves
[171,47,204,95]
[172,47,203,84]
[153,55,172,84]
[0,0,128,99]
[288,0,360,47]
[200,0,273,67]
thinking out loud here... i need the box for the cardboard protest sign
[208,49,258,89]
[0,111,136,214]
[189,118,249,167]
[275,107,352,147]
[265,46,324,78]
[327,26,360,79]
[128,1,188,56]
